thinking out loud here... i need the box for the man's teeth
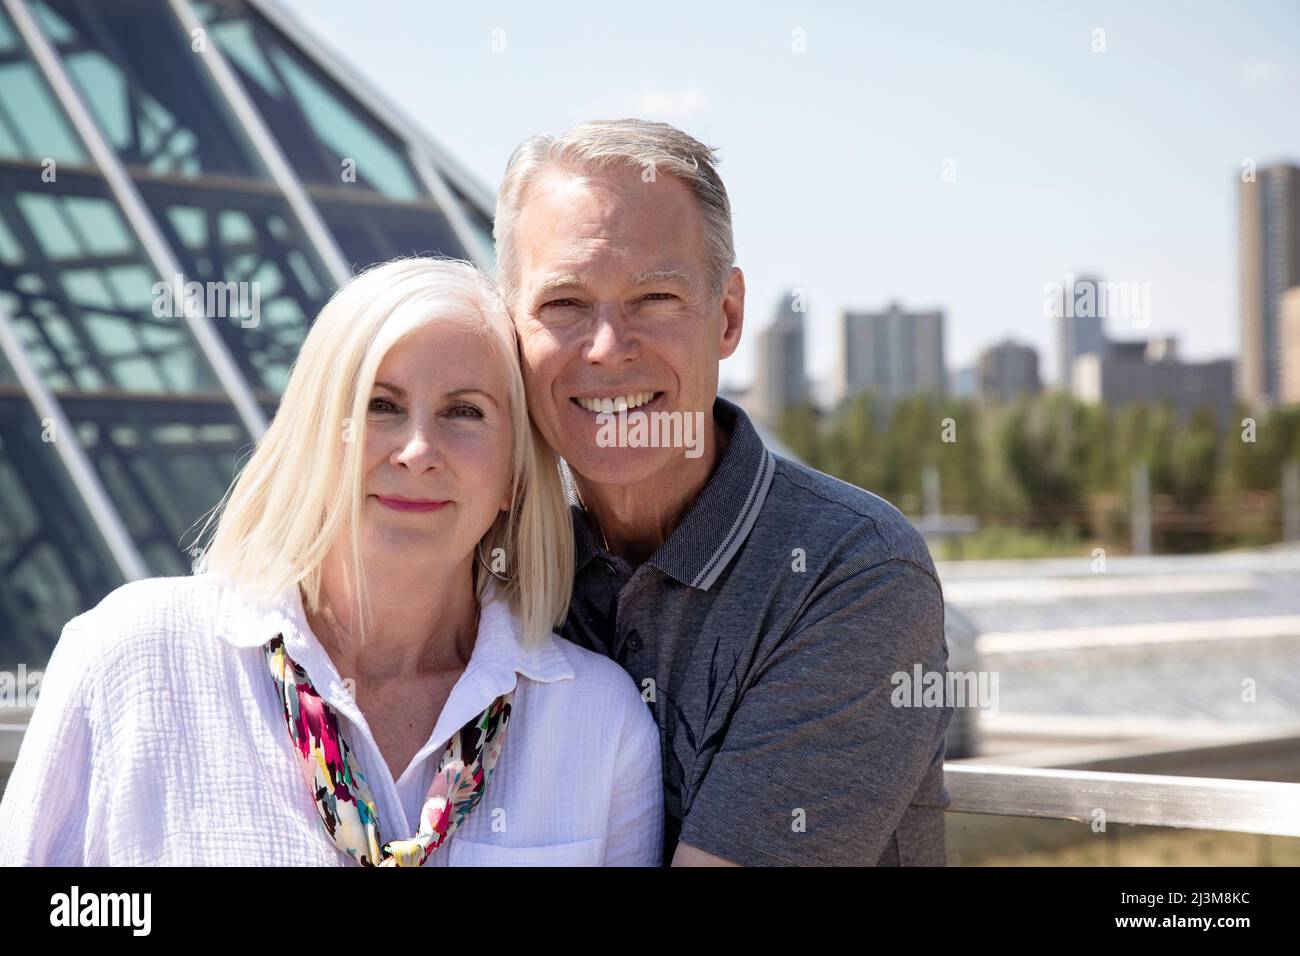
[576,392,656,413]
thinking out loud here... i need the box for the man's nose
[583,305,639,365]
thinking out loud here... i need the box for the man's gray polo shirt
[558,396,953,866]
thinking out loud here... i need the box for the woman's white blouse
[0,573,663,866]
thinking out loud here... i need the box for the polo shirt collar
[564,395,776,591]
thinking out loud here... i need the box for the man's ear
[718,266,745,360]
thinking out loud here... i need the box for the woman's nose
[391,426,445,470]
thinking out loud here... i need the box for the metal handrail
[945,763,1300,838]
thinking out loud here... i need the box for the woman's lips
[374,495,451,513]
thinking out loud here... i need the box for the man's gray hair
[493,119,735,306]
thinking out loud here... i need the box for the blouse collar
[209,574,574,688]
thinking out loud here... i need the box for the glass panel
[447,179,496,266]
[319,198,466,272]
[32,0,263,178]
[192,0,424,200]
[946,812,1300,866]
[0,5,85,164]
[62,393,244,577]
[0,170,222,394]
[0,377,123,668]
[139,179,334,394]
[0,165,250,584]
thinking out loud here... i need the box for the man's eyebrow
[531,273,586,300]
[628,268,692,289]
[373,381,499,408]
[531,269,693,300]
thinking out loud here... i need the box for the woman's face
[358,320,515,574]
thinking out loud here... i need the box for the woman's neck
[306,553,480,683]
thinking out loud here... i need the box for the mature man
[494,119,953,866]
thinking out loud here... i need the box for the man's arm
[671,842,740,866]
[674,555,951,866]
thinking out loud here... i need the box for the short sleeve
[601,679,664,866]
[0,616,99,865]
[677,557,952,866]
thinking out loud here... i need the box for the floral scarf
[263,633,511,866]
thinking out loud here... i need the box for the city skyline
[283,0,1300,393]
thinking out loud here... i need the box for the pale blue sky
[283,0,1300,392]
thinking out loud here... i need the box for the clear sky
[283,0,1300,393]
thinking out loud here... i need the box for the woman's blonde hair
[191,257,573,648]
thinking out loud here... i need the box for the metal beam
[169,0,353,288]
[244,0,497,218]
[411,149,494,272]
[0,302,149,581]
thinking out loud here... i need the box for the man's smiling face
[509,164,739,487]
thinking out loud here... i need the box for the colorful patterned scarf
[263,633,511,867]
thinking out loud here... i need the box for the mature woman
[0,258,662,866]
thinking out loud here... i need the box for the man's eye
[542,298,581,309]
[641,292,676,302]
[369,397,398,413]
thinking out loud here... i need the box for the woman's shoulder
[60,573,254,664]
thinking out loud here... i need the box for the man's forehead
[518,164,698,235]
[515,167,704,287]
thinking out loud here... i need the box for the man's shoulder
[761,454,938,582]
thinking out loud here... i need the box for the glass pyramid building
[0,0,497,664]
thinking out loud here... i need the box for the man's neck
[574,412,732,567]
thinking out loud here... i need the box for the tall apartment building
[1239,163,1300,407]
[750,290,809,425]
[1052,273,1108,390]
[839,302,945,403]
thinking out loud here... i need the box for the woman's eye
[449,403,484,419]
[368,397,398,413]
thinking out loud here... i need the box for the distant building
[1052,274,1108,390]
[1072,337,1234,422]
[976,339,1040,401]
[750,290,809,425]
[948,365,978,399]
[840,302,945,403]
[1239,163,1300,408]
[1282,287,1300,406]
